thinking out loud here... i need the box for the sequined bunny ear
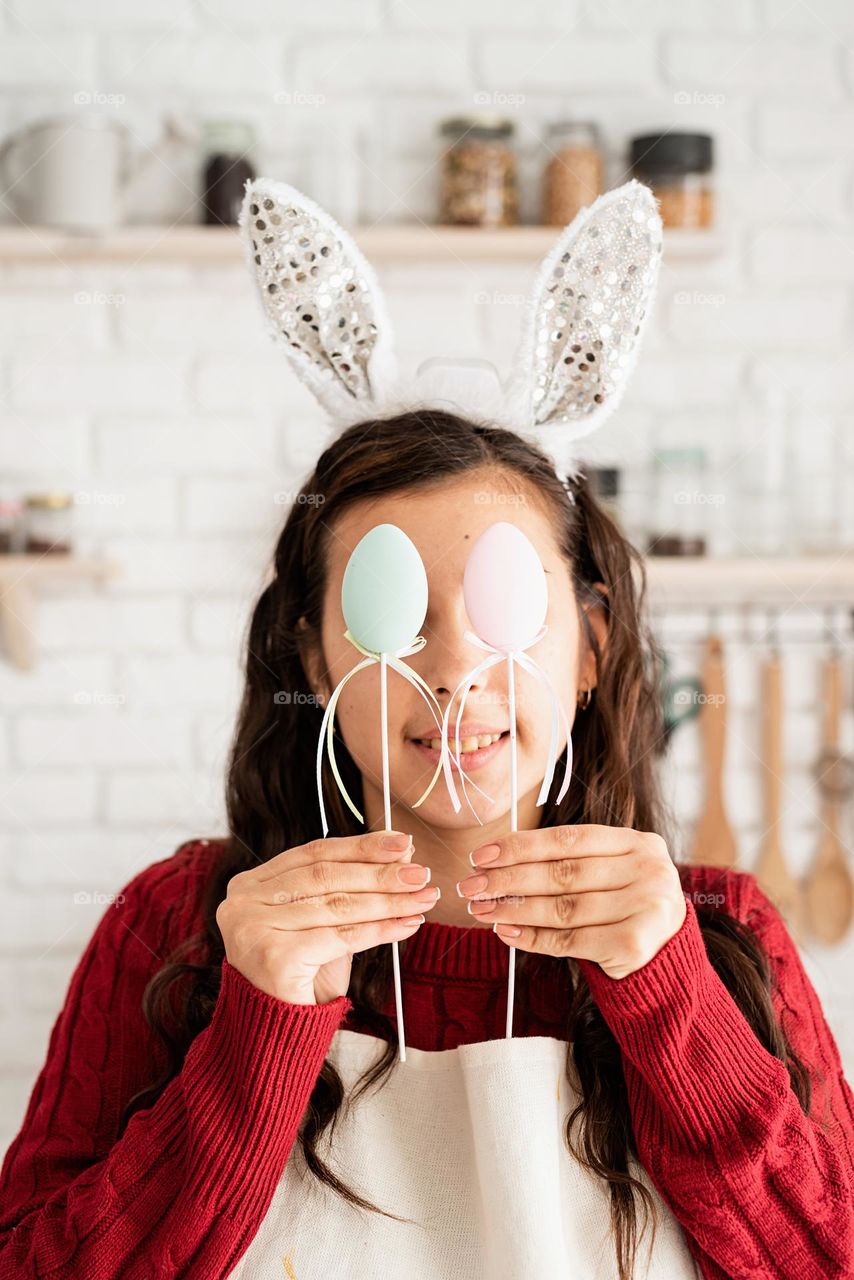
[505,179,663,480]
[238,178,398,428]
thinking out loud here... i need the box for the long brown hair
[122,409,811,1279]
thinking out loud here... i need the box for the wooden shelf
[0,555,121,671]
[642,555,854,608]
[0,222,725,267]
[0,552,850,669]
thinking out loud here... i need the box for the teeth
[417,733,504,751]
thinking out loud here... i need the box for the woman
[3,166,853,1277]
[0,410,851,1279]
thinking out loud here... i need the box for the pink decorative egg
[463,522,548,652]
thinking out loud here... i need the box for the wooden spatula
[690,633,738,867]
[754,651,804,941]
[804,651,854,944]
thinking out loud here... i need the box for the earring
[577,686,593,710]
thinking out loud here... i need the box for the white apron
[227,1029,701,1280]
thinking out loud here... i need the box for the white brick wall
[0,0,853,1149]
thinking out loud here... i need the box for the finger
[468,825,639,869]
[466,886,637,930]
[456,853,634,902]
[266,885,441,930]
[251,830,415,884]
[261,858,433,904]
[233,912,428,973]
[490,918,640,964]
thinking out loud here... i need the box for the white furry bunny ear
[505,179,663,479]
[238,177,398,428]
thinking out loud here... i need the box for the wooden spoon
[689,633,738,867]
[753,652,804,941]
[804,651,854,944]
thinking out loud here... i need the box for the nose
[425,633,491,709]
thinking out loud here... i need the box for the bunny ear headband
[237,176,663,483]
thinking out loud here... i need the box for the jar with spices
[201,119,257,227]
[438,116,518,227]
[542,121,604,226]
[647,448,708,556]
[23,492,73,555]
[629,132,714,230]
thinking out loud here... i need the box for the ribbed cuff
[577,893,705,1018]
[179,960,352,1213]
[577,897,792,1150]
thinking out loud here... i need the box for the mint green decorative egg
[341,524,428,655]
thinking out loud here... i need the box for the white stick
[381,653,406,1063]
[506,653,517,1038]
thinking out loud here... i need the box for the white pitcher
[0,114,160,232]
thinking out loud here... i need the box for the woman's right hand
[215,831,438,1006]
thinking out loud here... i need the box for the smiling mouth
[413,731,509,753]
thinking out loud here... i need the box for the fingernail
[494,923,521,938]
[457,873,488,896]
[381,832,412,852]
[398,863,430,885]
[468,898,496,915]
[469,843,501,866]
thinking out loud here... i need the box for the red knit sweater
[0,837,852,1279]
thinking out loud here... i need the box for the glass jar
[542,121,604,226]
[0,498,23,553]
[733,394,793,557]
[629,132,714,229]
[201,119,257,227]
[647,448,708,556]
[438,116,518,227]
[788,398,841,554]
[23,492,73,554]
[587,466,622,527]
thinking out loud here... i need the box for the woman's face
[302,468,604,833]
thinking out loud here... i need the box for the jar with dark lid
[647,447,708,556]
[439,115,518,227]
[201,120,257,226]
[629,132,714,229]
[542,121,604,226]
[0,497,22,554]
[586,466,622,526]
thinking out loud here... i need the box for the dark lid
[588,466,620,498]
[629,132,714,176]
[439,114,515,141]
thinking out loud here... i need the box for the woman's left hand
[455,825,688,980]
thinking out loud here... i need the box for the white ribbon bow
[440,625,573,824]
[316,630,455,837]
[316,629,483,835]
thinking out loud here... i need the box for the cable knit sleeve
[575,864,854,1280]
[0,840,352,1280]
